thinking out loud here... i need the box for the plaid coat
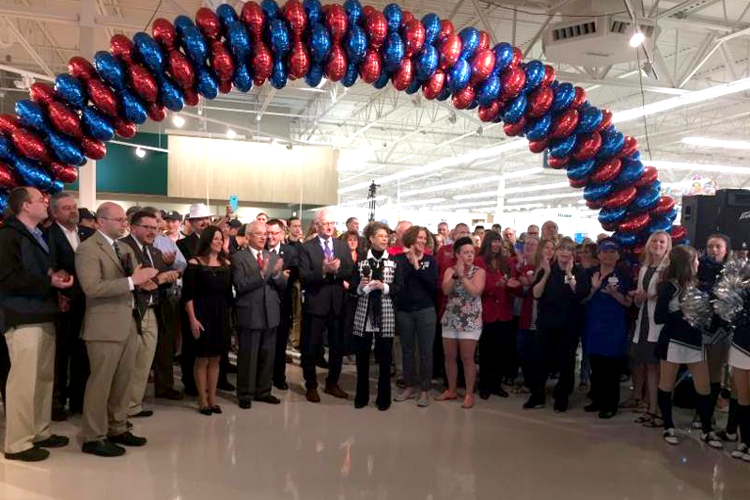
[351,250,403,338]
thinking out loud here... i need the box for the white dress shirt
[57,222,80,251]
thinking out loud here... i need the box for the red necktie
[256,251,263,268]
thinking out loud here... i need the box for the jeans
[589,354,623,412]
[354,334,393,407]
[479,321,513,394]
[397,308,436,392]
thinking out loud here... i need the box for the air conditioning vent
[551,21,597,41]
[610,20,655,37]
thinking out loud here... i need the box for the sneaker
[663,428,679,445]
[394,389,416,402]
[742,453,750,463]
[523,396,545,410]
[717,430,738,442]
[417,392,429,407]
[731,442,748,459]
[553,398,569,413]
[691,414,702,429]
[701,431,723,449]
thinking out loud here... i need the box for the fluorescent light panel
[339,195,387,206]
[506,192,583,204]
[400,175,502,197]
[681,137,750,150]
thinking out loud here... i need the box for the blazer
[298,237,354,316]
[232,248,287,330]
[75,231,137,342]
[46,223,94,300]
[177,233,201,262]
[632,262,667,344]
[118,234,169,318]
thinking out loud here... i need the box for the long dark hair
[195,226,229,265]
[661,245,697,295]
[479,230,509,275]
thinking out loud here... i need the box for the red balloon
[366,11,388,48]
[218,79,232,94]
[110,34,134,64]
[572,86,587,108]
[477,31,491,52]
[597,109,613,132]
[0,161,18,189]
[326,45,347,82]
[471,49,495,82]
[603,186,637,210]
[252,42,273,82]
[477,101,501,122]
[147,103,166,121]
[511,47,523,67]
[619,135,638,157]
[400,10,414,27]
[526,85,553,118]
[438,20,454,41]
[547,155,569,169]
[651,196,676,217]
[404,19,426,57]
[152,18,176,49]
[29,83,56,106]
[632,244,645,257]
[362,5,375,18]
[288,41,310,79]
[284,0,307,39]
[184,88,200,107]
[196,7,221,39]
[451,86,475,109]
[500,66,526,98]
[601,221,618,231]
[572,132,602,161]
[670,225,687,243]
[0,114,20,135]
[80,136,106,160]
[168,50,196,89]
[422,70,446,99]
[11,128,48,162]
[587,199,603,210]
[50,163,78,183]
[618,213,650,234]
[439,34,462,70]
[241,1,265,40]
[528,139,549,154]
[113,117,137,138]
[48,101,83,139]
[210,40,235,81]
[569,177,587,189]
[359,50,382,84]
[635,165,659,189]
[590,158,621,184]
[503,116,527,137]
[129,64,159,103]
[87,79,119,118]
[67,57,96,82]
[543,65,556,86]
[326,5,348,42]
[392,58,415,91]
[550,108,579,139]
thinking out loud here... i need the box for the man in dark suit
[46,192,94,421]
[119,211,179,418]
[298,209,353,402]
[232,221,287,408]
[266,218,298,391]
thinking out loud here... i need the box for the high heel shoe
[461,394,475,409]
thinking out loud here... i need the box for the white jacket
[632,262,667,344]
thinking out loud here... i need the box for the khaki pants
[128,309,158,416]
[290,282,302,348]
[82,319,138,442]
[4,323,55,454]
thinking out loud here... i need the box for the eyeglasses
[267,230,283,236]
[133,224,158,231]
[317,221,335,227]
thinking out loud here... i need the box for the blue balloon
[525,113,552,141]
[305,63,325,87]
[0,136,16,162]
[133,32,164,75]
[422,14,440,45]
[373,70,390,89]
[614,158,645,186]
[647,180,662,193]
[181,26,208,66]
[173,16,194,36]
[227,22,252,62]
[523,60,545,92]
[216,4,239,29]
[598,207,627,224]
[15,158,53,190]
[54,75,86,109]
[119,90,148,124]
[613,231,638,247]
[346,26,367,64]
[405,78,422,95]
[503,93,527,124]
[81,106,115,141]
[269,19,290,57]
[467,99,478,110]
[567,159,595,180]
[48,132,85,166]
[629,151,642,162]
[477,75,500,106]
[232,63,253,93]
[49,180,65,194]
[15,100,49,133]
[552,83,575,112]
[94,51,126,91]
[196,67,219,99]
[269,58,287,89]
[304,0,323,24]
[436,86,450,101]
[575,106,603,134]
[383,32,405,72]
[648,215,673,233]
[549,135,577,158]
[459,27,480,60]
[261,0,281,20]
[584,182,614,201]
[448,58,471,92]
[0,193,7,213]
[416,44,438,81]
[664,208,678,222]
[344,0,362,26]
[632,186,661,212]
[597,130,625,160]
[384,4,402,32]
[157,75,185,111]
[310,23,332,64]
[491,43,514,76]
[341,61,358,87]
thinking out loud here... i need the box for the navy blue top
[580,266,632,358]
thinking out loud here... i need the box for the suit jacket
[232,248,286,330]
[75,231,137,342]
[177,233,200,261]
[118,234,169,319]
[298,237,353,316]
[46,223,94,300]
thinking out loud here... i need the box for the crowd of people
[0,185,748,465]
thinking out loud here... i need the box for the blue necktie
[323,239,333,260]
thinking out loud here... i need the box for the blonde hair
[642,230,672,268]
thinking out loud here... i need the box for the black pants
[354,333,393,406]
[301,313,344,389]
[272,290,295,386]
[154,294,178,394]
[237,327,276,401]
[479,321,513,394]
[502,316,520,381]
[53,302,89,413]
[530,327,578,402]
[589,355,623,412]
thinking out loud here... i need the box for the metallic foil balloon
[384,3,402,32]
[476,75,500,107]
[618,213,650,234]
[602,186,637,209]
[110,34,135,64]
[477,101,501,122]
[147,103,166,121]
[181,25,209,66]
[217,4,240,30]
[528,139,548,154]
[567,159,595,180]
[47,132,85,166]
[527,85,553,118]
[392,58,414,91]
[346,26,368,64]
[195,67,219,99]
[197,7,222,39]
[613,232,637,248]
[262,0,281,20]
[552,83,575,112]
[502,93,527,124]
[416,44,438,81]
[436,86,451,102]
[341,61,359,87]
[15,100,49,134]
[168,50,196,89]
[326,44,347,81]
[129,64,159,103]
[289,41,311,79]
[500,66,526,98]
[632,185,661,212]
[383,32,405,72]
[598,207,627,225]
[572,86,587,108]
[503,116,526,137]
[326,5,349,42]
[310,22,332,63]
[30,83,56,107]
[174,15,195,36]
[447,58,471,92]
[525,113,551,141]
[343,0,362,26]
[81,106,115,141]
[366,11,387,48]
[94,51,126,91]
[570,177,588,189]
[183,88,199,107]
[405,76,421,95]
[439,34,461,71]
[54,74,87,109]
[470,49,494,82]
[575,106,603,134]
[48,101,83,139]
[590,158,621,184]
[152,18,176,50]
[158,76,186,111]
[269,19,291,56]
[651,196,676,217]
[586,199,603,210]
[572,132,602,161]
[635,165,658,189]
[226,22,252,62]
[133,32,165,75]
[359,50,382,84]
[373,69,390,89]
[458,27,479,60]
[523,60,545,92]
[438,19,453,41]
[81,136,106,160]
[114,117,137,138]
[491,43,514,75]
[647,215,673,233]
[11,128,48,162]
[242,1,266,40]
[549,134,577,158]
[67,56,96,82]
[422,13,440,45]
[597,109,613,132]
[305,63,324,87]
[543,65,556,86]
[50,162,78,183]
[269,57,288,89]
[404,19,426,57]
[400,10,414,27]
[614,158,645,186]
[0,116,19,138]
[620,135,638,157]
[670,225,688,244]
[119,90,148,124]
[477,30,490,52]
[253,42,274,82]
[597,129,624,160]
[303,0,322,24]
[0,135,16,162]
[451,85,474,109]
[584,182,614,202]
[15,158,52,190]
[210,40,235,81]
[422,70,445,99]
[49,179,64,194]
[0,161,17,189]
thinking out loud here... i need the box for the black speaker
[681,189,750,250]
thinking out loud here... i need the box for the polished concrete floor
[1,365,748,500]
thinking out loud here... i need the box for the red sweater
[515,263,539,330]
[479,259,519,324]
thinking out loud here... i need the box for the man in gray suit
[232,221,287,409]
[75,202,158,457]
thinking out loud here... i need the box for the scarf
[365,248,386,330]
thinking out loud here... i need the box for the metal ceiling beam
[554,71,689,94]
[655,0,723,20]
[3,18,54,76]
[255,88,277,122]
[470,0,498,43]
[522,14,553,57]
[678,32,718,88]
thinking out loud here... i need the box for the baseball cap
[78,208,95,221]
[597,237,621,253]
[163,210,182,221]
[228,219,242,229]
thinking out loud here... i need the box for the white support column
[78,0,96,209]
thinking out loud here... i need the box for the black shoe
[107,431,147,447]
[598,410,616,419]
[69,403,83,415]
[255,395,281,405]
[217,380,236,391]
[554,399,569,413]
[82,440,126,457]
[34,434,69,448]
[523,396,545,410]
[495,387,510,398]
[354,400,368,409]
[51,408,68,422]
[199,406,213,416]
[155,388,184,400]
[130,410,153,418]
[274,381,289,391]
[5,447,50,462]
[377,402,391,411]
[584,403,601,413]
[479,390,491,400]
[239,399,252,409]
[210,405,222,414]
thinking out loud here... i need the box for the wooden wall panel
[168,135,338,205]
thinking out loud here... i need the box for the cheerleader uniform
[729,325,750,460]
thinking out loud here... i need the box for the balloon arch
[0,0,686,251]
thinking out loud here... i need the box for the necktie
[270,248,277,256]
[113,241,123,261]
[257,251,263,268]
[323,239,333,260]
[144,245,154,267]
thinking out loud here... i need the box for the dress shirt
[99,231,134,291]
[154,233,187,272]
[133,236,156,305]
[57,221,80,251]
[268,243,281,255]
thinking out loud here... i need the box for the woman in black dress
[183,226,233,415]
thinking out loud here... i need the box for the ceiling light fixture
[226,128,237,139]
[629,31,645,47]
[172,115,185,127]
[135,147,146,158]
[681,137,750,150]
